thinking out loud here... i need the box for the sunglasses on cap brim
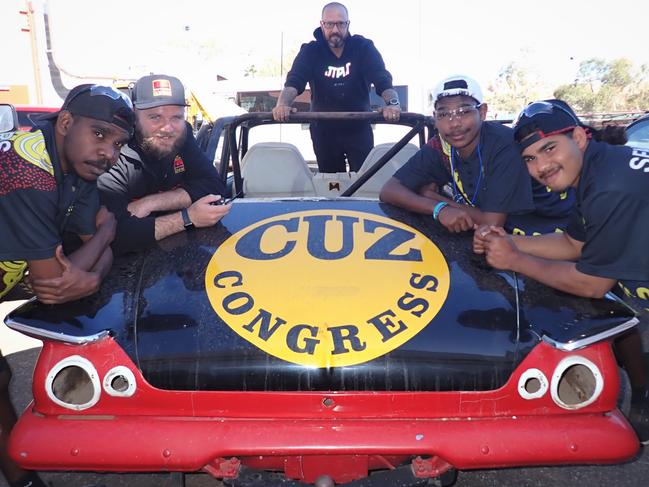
[64,85,133,110]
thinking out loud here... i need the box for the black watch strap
[181,208,194,229]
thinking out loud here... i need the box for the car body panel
[14,105,58,130]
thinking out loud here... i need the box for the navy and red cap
[44,84,135,136]
[513,99,583,151]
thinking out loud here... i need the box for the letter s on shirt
[630,149,649,172]
[629,156,649,172]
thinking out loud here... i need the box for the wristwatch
[181,208,194,229]
[387,98,400,106]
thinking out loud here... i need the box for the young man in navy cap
[0,83,134,487]
[476,99,649,309]
[98,74,230,255]
[381,74,576,234]
[475,99,649,440]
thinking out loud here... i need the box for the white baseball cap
[432,74,483,105]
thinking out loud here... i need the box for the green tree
[575,58,608,86]
[485,61,543,116]
[554,84,599,112]
[553,57,644,113]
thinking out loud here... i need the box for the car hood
[7,200,635,392]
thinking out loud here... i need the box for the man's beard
[327,32,346,49]
[137,129,186,160]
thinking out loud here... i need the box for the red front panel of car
[9,336,639,480]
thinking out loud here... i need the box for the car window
[626,117,649,149]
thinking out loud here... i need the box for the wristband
[181,208,194,229]
[432,202,448,221]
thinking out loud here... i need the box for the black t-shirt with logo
[566,140,649,307]
[0,121,98,299]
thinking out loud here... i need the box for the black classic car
[6,112,642,486]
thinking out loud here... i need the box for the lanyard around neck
[449,143,483,207]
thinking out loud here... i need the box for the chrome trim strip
[5,317,110,345]
[542,317,639,352]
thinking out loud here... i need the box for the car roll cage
[196,111,436,198]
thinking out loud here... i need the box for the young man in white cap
[380,74,574,235]
[98,74,230,255]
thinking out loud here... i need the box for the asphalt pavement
[1,299,647,487]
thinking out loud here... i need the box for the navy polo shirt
[394,122,534,222]
[566,141,649,306]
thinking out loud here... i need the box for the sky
[3,0,649,108]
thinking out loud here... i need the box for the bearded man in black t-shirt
[271,2,401,173]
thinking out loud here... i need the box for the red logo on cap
[152,79,172,97]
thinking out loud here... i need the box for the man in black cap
[0,83,134,487]
[98,74,229,255]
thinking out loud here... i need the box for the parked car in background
[14,105,58,130]
[6,112,644,487]
[0,103,19,133]
[626,113,649,149]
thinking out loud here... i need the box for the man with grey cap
[381,74,573,235]
[98,74,229,255]
[0,83,133,487]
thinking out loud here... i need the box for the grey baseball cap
[132,74,188,109]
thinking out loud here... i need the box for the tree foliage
[485,60,544,117]
[487,57,649,116]
[554,58,649,112]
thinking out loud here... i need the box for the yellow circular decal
[205,210,450,367]
[12,131,52,175]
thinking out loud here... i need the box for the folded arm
[28,207,116,304]
[127,187,192,218]
[479,229,614,298]
[381,177,505,232]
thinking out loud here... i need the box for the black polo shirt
[0,122,98,298]
[566,141,649,307]
[97,123,226,255]
[394,122,534,225]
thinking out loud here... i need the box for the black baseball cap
[44,84,135,136]
[132,74,188,109]
[513,100,582,151]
